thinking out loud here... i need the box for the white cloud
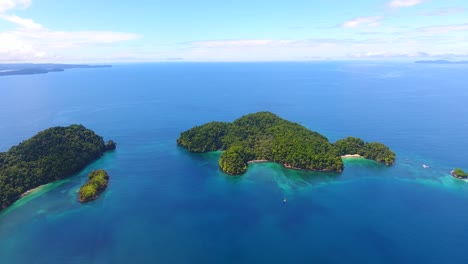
[342,16,383,28]
[0,29,140,61]
[176,39,342,61]
[0,0,466,62]
[389,0,428,8]
[350,51,468,60]
[0,32,47,61]
[350,51,430,58]
[0,14,42,29]
[419,7,466,16]
[193,39,293,48]
[12,30,139,47]
[20,35,465,62]
[0,0,30,13]
[173,35,468,61]
[420,23,468,34]
[0,0,140,62]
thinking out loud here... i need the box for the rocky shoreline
[451,170,468,179]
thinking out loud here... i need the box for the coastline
[246,159,340,172]
[20,185,45,198]
[0,181,64,217]
[341,154,363,159]
[230,153,383,175]
[79,183,109,203]
[451,170,468,179]
[247,159,270,164]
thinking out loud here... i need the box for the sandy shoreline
[20,185,45,198]
[341,154,363,159]
[247,159,270,164]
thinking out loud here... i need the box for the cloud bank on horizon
[0,0,467,62]
[389,0,428,8]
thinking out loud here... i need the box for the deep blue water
[1,62,468,263]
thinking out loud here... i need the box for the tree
[78,170,110,202]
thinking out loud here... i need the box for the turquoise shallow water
[1,62,468,263]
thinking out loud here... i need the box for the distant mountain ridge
[0,63,111,76]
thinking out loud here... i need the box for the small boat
[422,164,429,169]
[283,198,287,203]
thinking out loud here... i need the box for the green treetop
[78,169,110,203]
[453,168,468,178]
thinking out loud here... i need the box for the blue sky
[0,0,467,62]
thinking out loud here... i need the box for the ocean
[1,62,468,263]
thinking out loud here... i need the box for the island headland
[177,112,396,175]
[78,170,110,203]
[0,125,115,210]
[0,63,111,77]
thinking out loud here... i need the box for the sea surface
[1,62,468,263]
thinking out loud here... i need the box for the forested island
[177,112,395,175]
[0,125,115,210]
[78,170,110,203]
[451,168,468,179]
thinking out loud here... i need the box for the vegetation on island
[177,112,396,175]
[78,170,110,203]
[0,125,114,210]
[452,168,468,179]
[335,137,396,165]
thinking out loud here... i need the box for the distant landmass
[415,60,468,64]
[0,63,111,76]
[177,112,395,175]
